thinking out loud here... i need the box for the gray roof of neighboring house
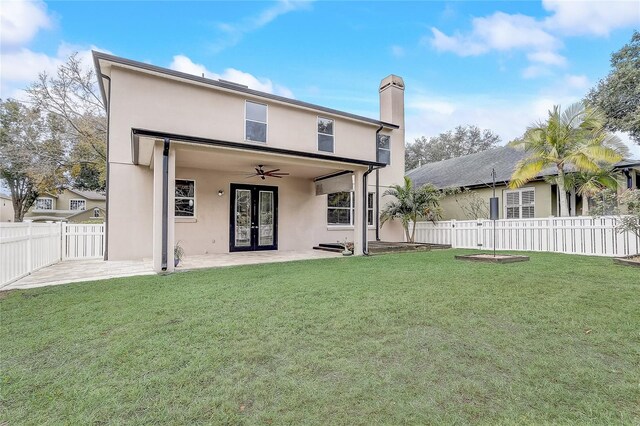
[406,146,640,189]
[66,188,106,201]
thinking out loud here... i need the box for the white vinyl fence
[0,222,105,287]
[412,216,640,257]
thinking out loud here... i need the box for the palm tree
[380,176,442,242]
[562,169,621,215]
[509,102,626,216]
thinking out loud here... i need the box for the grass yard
[1,249,639,424]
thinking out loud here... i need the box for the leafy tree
[509,102,626,217]
[592,189,640,241]
[587,31,640,143]
[405,125,501,171]
[27,53,107,190]
[450,187,489,219]
[0,99,67,221]
[380,176,442,242]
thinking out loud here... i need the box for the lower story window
[505,188,535,219]
[327,192,375,226]
[175,179,195,217]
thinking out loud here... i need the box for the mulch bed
[455,253,530,264]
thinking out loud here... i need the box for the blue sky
[1,0,639,156]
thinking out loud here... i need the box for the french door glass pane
[259,191,274,246]
[235,189,251,247]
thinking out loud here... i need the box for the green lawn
[1,250,639,424]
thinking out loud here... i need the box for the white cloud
[429,1,639,78]
[169,54,294,98]
[390,45,405,58]
[543,0,640,36]
[564,74,590,90]
[0,0,52,48]
[430,12,560,56]
[212,0,313,52]
[0,43,110,99]
[527,50,567,66]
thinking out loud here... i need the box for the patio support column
[353,169,365,255]
[152,139,175,273]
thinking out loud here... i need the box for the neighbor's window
[93,208,101,218]
[328,192,353,226]
[175,179,195,217]
[35,198,53,210]
[318,117,334,153]
[69,199,86,211]
[505,188,535,219]
[377,134,391,165]
[245,101,267,143]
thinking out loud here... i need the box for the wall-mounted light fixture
[217,190,224,197]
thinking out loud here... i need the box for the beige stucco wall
[105,65,405,261]
[439,181,553,220]
[0,196,14,222]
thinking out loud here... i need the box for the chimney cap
[379,75,405,92]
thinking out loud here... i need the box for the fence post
[26,221,33,273]
[548,216,555,252]
[59,221,64,261]
[450,219,456,248]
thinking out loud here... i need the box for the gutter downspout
[101,74,111,261]
[375,125,383,242]
[161,138,170,271]
[363,165,381,256]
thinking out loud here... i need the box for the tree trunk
[410,215,417,243]
[581,196,589,216]
[557,167,570,217]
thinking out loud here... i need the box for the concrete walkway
[2,250,341,291]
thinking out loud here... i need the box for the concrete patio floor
[2,250,341,291]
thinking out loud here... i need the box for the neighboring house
[0,192,14,222]
[25,188,106,223]
[93,52,405,272]
[407,146,640,220]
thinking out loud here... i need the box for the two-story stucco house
[25,188,106,223]
[93,52,405,272]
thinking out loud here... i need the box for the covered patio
[127,129,390,273]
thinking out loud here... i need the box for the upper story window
[377,134,391,165]
[175,179,195,217]
[505,188,535,219]
[318,117,334,153]
[70,199,86,211]
[245,101,267,143]
[93,208,101,218]
[35,198,53,210]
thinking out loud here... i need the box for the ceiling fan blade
[270,175,283,178]
[255,167,263,174]
[267,172,290,176]
[264,169,280,174]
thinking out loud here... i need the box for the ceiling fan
[247,165,290,180]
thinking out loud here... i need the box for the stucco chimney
[379,75,404,128]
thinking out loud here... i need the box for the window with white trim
[377,134,391,165]
[69,199,86,211]
[35,198,53,210]
[245,101,267,143]
[505,188,535,219]
[367,193,374,226]
[318,117,334,153]
[327,192,375,226]
[175,179,195,217]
